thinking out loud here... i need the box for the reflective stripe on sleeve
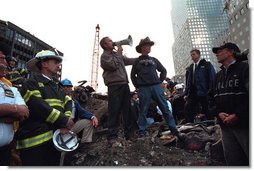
[64,95,72,106]
[16,130,53,149]
[23,90,42,103]
[64,111,72,117]
[45,98,64,108]
[46,108,61,124]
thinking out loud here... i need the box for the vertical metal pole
[59,152,66,166]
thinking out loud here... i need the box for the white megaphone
[113,35,133,46]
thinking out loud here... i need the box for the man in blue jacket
[184,49,216,123]
[60,79,98,144]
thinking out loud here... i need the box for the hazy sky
[1,0,175,93]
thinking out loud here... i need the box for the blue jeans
[138,84,178,135]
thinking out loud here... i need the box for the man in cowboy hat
[131,37,185,139]
[16,50,74,166]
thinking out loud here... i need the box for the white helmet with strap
[26,49,63,72]
[53,129,79,152]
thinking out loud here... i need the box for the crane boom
[90,24,100,91]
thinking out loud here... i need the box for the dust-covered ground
[63,122,226,166]
[65,93,226,166]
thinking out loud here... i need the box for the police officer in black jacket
[212,42,249,166]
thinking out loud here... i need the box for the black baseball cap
[212,42,240,54]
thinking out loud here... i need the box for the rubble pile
[67,89,226,166]
[64,121,226,166]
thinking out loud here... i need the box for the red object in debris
[186,143,201,151]
[191,161,206,166]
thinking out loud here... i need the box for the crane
[90,24,100,91]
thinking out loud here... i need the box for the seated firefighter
[60,78,98,145]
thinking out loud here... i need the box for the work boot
[137,130,149,140]
[125,131,138,141]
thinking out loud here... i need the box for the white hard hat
[27,50,63,72]
[52,129,79,152]
[175,84,184,90]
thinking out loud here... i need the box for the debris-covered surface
[68,89,226,166]
[63,122,226,166]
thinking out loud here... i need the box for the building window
[242,40,245,45]
[230,19,233,25]
[240,8,245,15]
[234,13,239,20]
[243,17,246,23]
[245,26,249,32]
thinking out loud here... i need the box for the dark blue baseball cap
[212,42,240,54]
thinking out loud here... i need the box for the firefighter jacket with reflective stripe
[16,73,72,150]
[7,68,27,85]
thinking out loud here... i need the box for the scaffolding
[90,24,100,91]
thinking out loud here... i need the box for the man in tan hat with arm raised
[131,37,185,140]
[16,50,74,166]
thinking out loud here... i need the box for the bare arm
[0,104,29,122]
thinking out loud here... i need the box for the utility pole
[90,24,100,91]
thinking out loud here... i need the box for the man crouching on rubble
[60,78,98,146]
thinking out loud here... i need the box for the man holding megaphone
[100,36,137,146]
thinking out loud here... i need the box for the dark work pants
[19,141,61,166]
[184,95,209,123]
[107,84,131,140]
[220,125,249,166]
[0,144,11,166]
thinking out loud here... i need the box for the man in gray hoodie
[100,36,136,144]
